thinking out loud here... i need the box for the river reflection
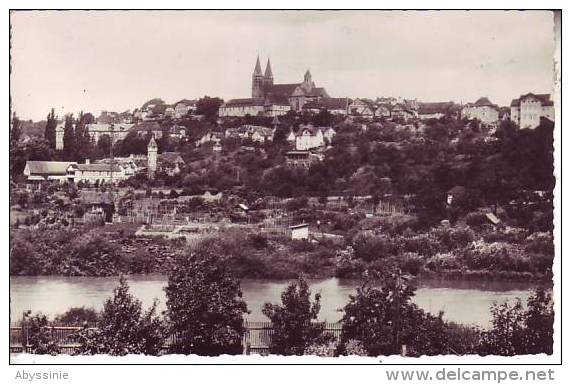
[9,275,535,328]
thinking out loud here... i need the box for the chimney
[85,159,90,165]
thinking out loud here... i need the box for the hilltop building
[219,56,331,117]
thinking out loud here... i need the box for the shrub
[262,277,326,355]
[165,252,248,355]
[353,232,399,262]
[478,288,554,356]
[73,277,165,356]
[23,314,60,355]
[54,307,99,325]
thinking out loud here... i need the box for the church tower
[263,58,274,89]
[252,56,264,98]
[147,135,157,179]
[302,69,315,92]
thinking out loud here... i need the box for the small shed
[485,212,501,226]
[290,223,309,240]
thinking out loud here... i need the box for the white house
[67,161,128,184]
[290,223,309,240]
[218,98,265,117]
[461,97,499,125]
[295,125,324,150]
[23,161,77,182]
[510,93,555,129]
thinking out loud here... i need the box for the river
[9,275,536,328]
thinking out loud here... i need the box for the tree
[165,251,249,355]
[74,111,93,161]
[44,108,58,149]
[313,109,334,127]
[62,114,75,159]
[262,277,327,355]
[10,112,21,143]
[196,96,224,121]
[73,276,165,355]
[478,287,554,356]
[340,271,451,356]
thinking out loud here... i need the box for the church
[219,57,330,117]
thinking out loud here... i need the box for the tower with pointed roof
[252,56,264,98]
[263,59,274,89]
[147,135,157,179]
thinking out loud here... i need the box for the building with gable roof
[461,97,499,124]
[510,93,554,129]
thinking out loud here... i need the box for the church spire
[253,56,263,75]
[264,59,273,78]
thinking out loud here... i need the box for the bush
[73,277,165,356]
[262,277,326,355]
[353,232,399,262]
[54,307,99,325]
[165,251,248,355]
[478,287,554,356]
[23,314,60,355]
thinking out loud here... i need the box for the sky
[10,10,557,121]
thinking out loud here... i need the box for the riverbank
[10,222,554,283]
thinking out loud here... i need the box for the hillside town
[9,3,559,359]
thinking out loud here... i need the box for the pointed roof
[148,135,157,149]
[253,56,263,75]
[264,59,273,78]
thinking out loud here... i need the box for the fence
[10,321,343,355]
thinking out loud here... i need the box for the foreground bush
[73,276,165,356]
[165,251,248,355]
[479,287,554,356]
[262,277,331,355]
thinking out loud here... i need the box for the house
[165,107,176,117]
[225,125,274,143]
[374,104,391,118]
[96,156,140,176]
[391,104,417,121]
[219,98,266,117]
[349,99,375,117]
[290,223,309,240]
[295,125,324,150]
[417,102,455,120]
[213,143,223,152]
[510,93,554,129]
[285,151,322,168]
[302,98,350,115]
[56,122,135,149]
[173,99,197,118]
[461,97,499,125]
[197,131,224,146]
[131,121,163,139]
[67,161,127,184]
[169,125,187,140]
[23,161,77,183]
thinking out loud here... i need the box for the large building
[510,93,555,129]
[461,97,499,125]
[55,123,134,150]
[219,57,330,117]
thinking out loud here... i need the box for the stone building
[510,93,554,129]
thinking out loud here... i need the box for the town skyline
[11,10,556,121]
